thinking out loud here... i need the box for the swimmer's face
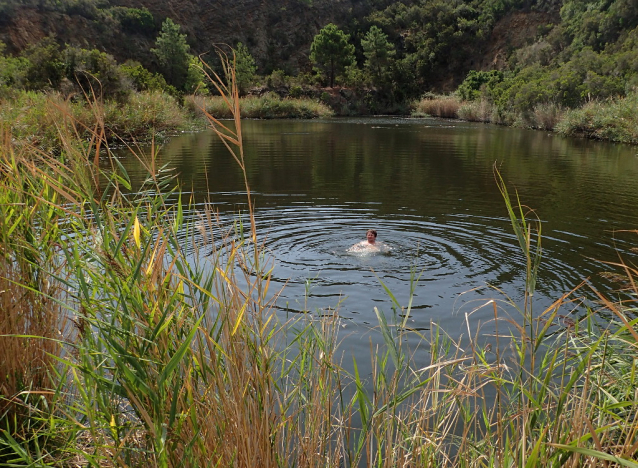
[367,231,377,243]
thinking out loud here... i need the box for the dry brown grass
[413,95,461,118]
[0,139,68,441]
[457,100,494,122]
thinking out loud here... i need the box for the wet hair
[366,229,377,238]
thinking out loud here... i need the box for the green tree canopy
[151,18,191,92]
[310,23,355,87]
[361,25,395,87]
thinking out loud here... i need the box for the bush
[457,70,504,102]
[267,69,288,88]
[20,37,65,91]
[110,6,155,34]
[289,85,303,98]
[119,61,175,94]
[0,43,27,89]
[0,90,193,150]
[64,47,131,101]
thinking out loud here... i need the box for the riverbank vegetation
[413,90,638,144]
[186,93,333,120]
[2,61,638,467]
[2,0,638,144]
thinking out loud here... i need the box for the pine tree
[310,23,355,88]
[362,26,395,87]
[234,42,257,95]
[151,18,191,92]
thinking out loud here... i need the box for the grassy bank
[0,90,197,150]
[186,93,334,119]
[413,92,638,145]
[1,64,638,467]
[0,90,333,151]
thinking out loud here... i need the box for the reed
[412,95,461,118]
[1,55,637,468]
[556,92,638,144]
[457,100,494,122]
[530,102,565,131]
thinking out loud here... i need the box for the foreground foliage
[1,61,637,468]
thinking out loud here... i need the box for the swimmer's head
[366,229,377,243]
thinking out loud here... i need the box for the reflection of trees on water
[115,121,638,224]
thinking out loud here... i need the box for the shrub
[110,6,155,34]
[64,47,131,101]
[0,90,192,150]
[119,60,175,94]
[289,85,303,98]
[457,70,504,102]
[20,37,65,91]
[267,69,288,88]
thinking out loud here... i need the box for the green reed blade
[552,445,638,467]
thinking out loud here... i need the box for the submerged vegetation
[1,57,638,467]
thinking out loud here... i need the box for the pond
[116,117,638,355]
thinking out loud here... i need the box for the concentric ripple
[117,118,638,343]
[180,197,604,336]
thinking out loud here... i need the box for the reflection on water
[113,117,638,346]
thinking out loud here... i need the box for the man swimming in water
[349,229,380,251]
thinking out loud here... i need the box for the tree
[64,47,131,101]
[361,25,395,87]
[21,36,64,90]
[310,23,355,87]
[151,18,191,91]
[234,42,257,95]
[0,42,27,91]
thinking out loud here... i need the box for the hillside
[0,0,636,124]
[0,0,559,91]
[0,0,368,75]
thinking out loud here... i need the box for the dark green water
[116,117,638,346]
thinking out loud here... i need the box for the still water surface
[117,117,638,348]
